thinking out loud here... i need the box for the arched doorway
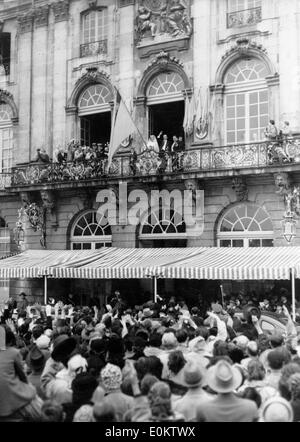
[78,84,113,146]
[147,72,185,140]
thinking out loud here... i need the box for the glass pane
[262,239,273,247]
[260,103,268,114]
[236,94,245,105]
[249,93,258,104]
[236,106,245,117]
[248,220,260,231]
[95,243,103,249]
[249,239,261,247]
[249,105,258,117]
[260,219,273,231]
[237,119,245,129]
[220,240,231,247]
[260,90,268,101]
[227,107,235,118]
[72,243,82,250]
[227,132,235,143]
[226,95,235,106]
[227,120,235,130]
[232,240,244,247]
[74,226,83,236]
[250,117,258,128]
[83,243,92,250]
[237,131,245,142]
[233,221,244,232]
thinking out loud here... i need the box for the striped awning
[1,247,300,280]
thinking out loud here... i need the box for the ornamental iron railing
[10,138,300,187]
[227,6,262,28]
[80,39,108,58]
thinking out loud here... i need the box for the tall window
[70,210,112,250]
[82,9,108,44]
[224,58,269,144]
[78,84,113,146]
[228,0,261,12]
[217,203,273,248]
[0,34,11,76]
[147,72,185,140]
[0,103,13,172]
[0,216,10,257]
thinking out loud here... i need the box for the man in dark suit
[157,132,170,153]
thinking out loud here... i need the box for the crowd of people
[0,288,300,423]
[34,131,186,176]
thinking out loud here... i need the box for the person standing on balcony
[264,120,278,141]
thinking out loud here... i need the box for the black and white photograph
[0,0,299,427]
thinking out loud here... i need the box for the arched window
[224,58,269,144]
[146,72,185,141]
[0,102,13,172]
[70,210,112,250]
[0,216,10,257]
[78,85,113,115]
[139,208,186,240]
[147,73,185,102]
[78,84,113,147]
[217,203,273,247]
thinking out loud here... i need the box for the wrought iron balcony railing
[10,138,300,188]
[80,39,108,58]
[227,6,262,28]
[0,173,11,190]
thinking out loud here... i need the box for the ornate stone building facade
[0,0,300,301]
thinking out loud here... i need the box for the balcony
[80,39,108,58]
[0,173,11,190]
[227,7,262,28]
[8,138,300,189]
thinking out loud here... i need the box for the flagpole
[113,86,148,149]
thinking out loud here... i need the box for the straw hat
[206,360,242,393]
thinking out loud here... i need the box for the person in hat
[173,360,213,421]
[26,345,47,400]
[17,292,28,314]
[260,396,293,422]
[195,360,259,422]
[40,334,78,402]
[100,363,134,421]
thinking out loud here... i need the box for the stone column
[278,0,300,132]
[31,6,50,156]
[51,0,70,155]
[16,11,34,164]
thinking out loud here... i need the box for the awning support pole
[44,275,48,306]
[291,267,296,322]
[153,276,157,303]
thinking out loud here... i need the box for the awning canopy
[1,247,300,280]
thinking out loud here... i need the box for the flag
[195,88,202,133]
[108,89,137,167]
[183,95,190,135]
[187,94,196,135]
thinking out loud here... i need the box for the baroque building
[0,0,300,302]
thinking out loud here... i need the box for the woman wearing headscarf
[145,135,159,154]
